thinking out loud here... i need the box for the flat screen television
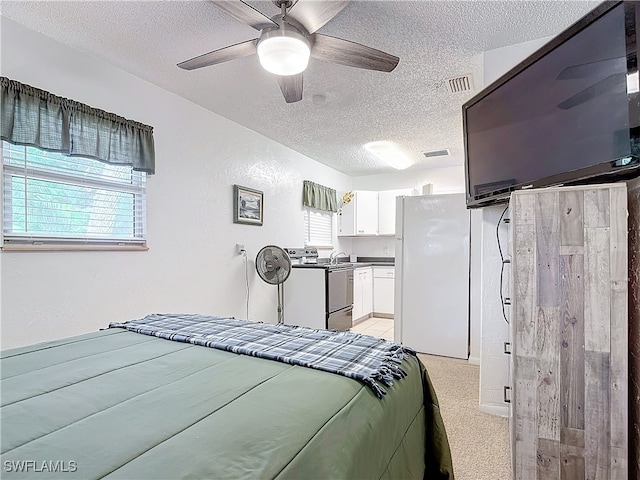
[463,0,639,208]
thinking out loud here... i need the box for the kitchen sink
[327,263,354,270]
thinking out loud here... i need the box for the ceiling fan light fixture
[257,29,310,76]
[364,141,414,170]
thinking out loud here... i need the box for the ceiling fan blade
[311,34,399,72]
[286,0,350,34]
[277,74,303,103]
[557,73,626,110]
[210,0,278,30]
[557,57,626,80]
[177,39,257,70]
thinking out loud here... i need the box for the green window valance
[0,76,155,174]
[303,180,338,212]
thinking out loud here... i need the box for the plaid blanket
[109,314,415,398]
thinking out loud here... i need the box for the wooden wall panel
[559,254,584,431]
[511,184,628,480]
[628,178,640,480]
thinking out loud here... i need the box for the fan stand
[277,282,285,324]
[254,245,291,325]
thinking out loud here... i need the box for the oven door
[327,267,354,313]
[327,306,353,332]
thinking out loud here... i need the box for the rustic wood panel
[626,178,640,480]
[559,190,584,247]
[536,307,560,441]
[514,192,536,226]
[559,254,584,430]
[584,227,611,353]
[514,355,538,480]
[560,428,585,480]
[584,351,611,480]
[584,188,610,227]
[537,438,560,480]
[513,227,537,358]
[608,186,628,480]
[610,446,628,480]
[535,193,560,308]
[510,184,628,480]
[512,196,538,480]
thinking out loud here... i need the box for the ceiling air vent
[423,149,450,158]
[446,75,474,94]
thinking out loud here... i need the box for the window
[2,141,146,248]
[304,207,333,247]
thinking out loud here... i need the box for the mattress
[0,326,453,479]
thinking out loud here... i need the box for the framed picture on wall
[233,185,263,226]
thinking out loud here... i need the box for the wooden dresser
[509,183,628,480]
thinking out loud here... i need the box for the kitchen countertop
[291,257,394,269]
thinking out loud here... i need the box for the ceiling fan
[177,0,400,103]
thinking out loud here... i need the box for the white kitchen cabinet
[373,266,394,315]
[361,268,373,317]
[339,189,413,236]
[352,268,363,321]
[338,191,378,236]
[352,266,373,322]
[377,189,413,235]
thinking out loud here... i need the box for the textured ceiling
[0,0,601,176]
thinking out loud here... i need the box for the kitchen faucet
[329,251,347,266]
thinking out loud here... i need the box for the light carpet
[418,353,511,480]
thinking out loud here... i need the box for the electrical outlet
[382,245,389,255]
[236,243,245,255]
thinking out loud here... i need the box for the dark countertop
[291,257,395,269]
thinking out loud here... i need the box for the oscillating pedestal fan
[255,245,292,324]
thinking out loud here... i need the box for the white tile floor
[350,316,394,341]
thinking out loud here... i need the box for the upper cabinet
[378,189,413,235]
[338,190,378,236]
[339,189,412,237]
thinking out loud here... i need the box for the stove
[284,247,354,331]
[284,247,319,265]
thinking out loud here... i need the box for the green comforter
[0,328,453,479]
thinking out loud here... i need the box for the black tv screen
[463,1,639,208]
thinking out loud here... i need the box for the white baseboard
[478,403,509,418]
[467,356,480,365]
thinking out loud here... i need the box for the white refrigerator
[394,194,470,359]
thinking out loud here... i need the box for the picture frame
[233,185,263,226]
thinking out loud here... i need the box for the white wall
[352,165,465,194]
[346,236,396,258]
[468,208,483,365]
[0,17,352,349]
[476,36,552,416]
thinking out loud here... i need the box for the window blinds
[2,142,146,245]
[304,207,333,247]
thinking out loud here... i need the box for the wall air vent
[423,149,450,158]
[446,75,474,93]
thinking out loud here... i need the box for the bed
[0,314,454,479]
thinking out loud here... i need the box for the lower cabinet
[352,267,373,322]
[373,267,394,316]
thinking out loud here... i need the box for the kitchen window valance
[0,76,155,174]
[303,180,337,212]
